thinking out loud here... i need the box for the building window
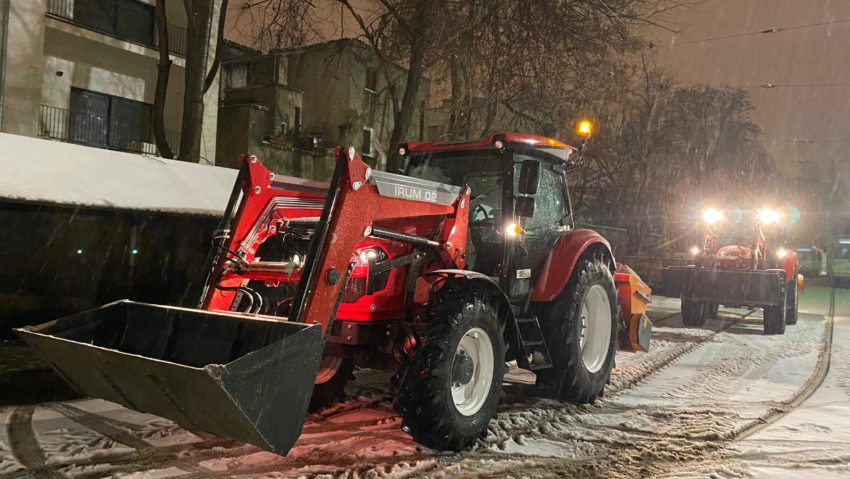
[294,107,302,134]
[69,88,153,151]
[224,62,248,90]
[365,68,378,93]
[71,0,155,46]
[361,128,373,157]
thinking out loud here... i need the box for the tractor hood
[716,244,752,260]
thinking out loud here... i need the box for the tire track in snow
[482,316,742,450]
[6,406,66,479]
[735,286,836,441]
[47,403,151,450]
[648,287,838,477]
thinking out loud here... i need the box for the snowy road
[0,285,843,478]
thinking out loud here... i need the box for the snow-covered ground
[0,286,842,478]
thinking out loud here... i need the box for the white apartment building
[0,0,219,162]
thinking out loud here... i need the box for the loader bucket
[14,300,323,456]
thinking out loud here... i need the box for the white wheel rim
[315,356,343,385]
[580,284,612,374]
[451,327,495,417]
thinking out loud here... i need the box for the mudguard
[779,250,799,282]
[530,229,614,302]
[425,269,521,357]
[425,269,513,321]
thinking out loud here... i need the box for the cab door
[506,161,569,298]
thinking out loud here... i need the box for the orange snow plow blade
[615,263,652,352]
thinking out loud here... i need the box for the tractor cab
[401,132,579,298]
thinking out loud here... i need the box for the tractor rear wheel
[396,288,506,451]
[786,271,799,325]
[763,280,787,335]
[535,257,619,404]
[681,298,708,327]
[308,355,355,412]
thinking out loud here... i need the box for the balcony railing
[46,0,187,57]
[39,104,180,157]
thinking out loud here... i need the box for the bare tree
[152,0,229,163]
[153,0,174,159]
[178,0,215,163]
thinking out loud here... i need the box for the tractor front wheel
[396,288,506,451]
[308,355,355,412]
[535,257,619,404]
[681,298,708,327]
[786,271,799,325]
[763,280,787,335]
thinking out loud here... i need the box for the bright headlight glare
[702,208,724,224]
[505,223,522,237]
[776,247,788,259]
[690,246,700,256]
[759,208,781,224]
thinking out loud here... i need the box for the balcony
[39,104,180,156]
[46,0,187,57]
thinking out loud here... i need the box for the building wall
[3,1,46,136]
[285,40,429,170]
[286,44,354,146]
[1,0,220,163]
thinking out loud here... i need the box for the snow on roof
[0,133,237,216]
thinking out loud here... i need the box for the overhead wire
[649,17,850,49]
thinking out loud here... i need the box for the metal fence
[46,0,187,57]
[39,105,180,156]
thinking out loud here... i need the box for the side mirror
[516,196,535,217]
[517,160,540,195]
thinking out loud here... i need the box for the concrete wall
[0,201,218,332]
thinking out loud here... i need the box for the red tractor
[18,132,651,455]
[662,207,801,335]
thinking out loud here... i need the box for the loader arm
[201,147,470,336]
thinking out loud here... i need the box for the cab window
[522,166,566,231]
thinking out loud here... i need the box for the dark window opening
[361,128,373,157]
[294,107,302,135]
[365,68,378,92]
[72,0,155,46]
[70,88,153,151]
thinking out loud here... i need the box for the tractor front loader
[661,207,801,335]
[18,132,652,456]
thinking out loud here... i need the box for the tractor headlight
[776,247,788,259]
[702,208,724,225]
[758,208,781,225]
[355,247,387,265]
[505,223,523,237]
[344,247,390,304]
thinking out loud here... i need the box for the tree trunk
[153,0,173,159]
[385,1,429,173]
[203,0,228,94]
[178,0,214,163]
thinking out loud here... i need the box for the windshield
[404,149,502,185]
